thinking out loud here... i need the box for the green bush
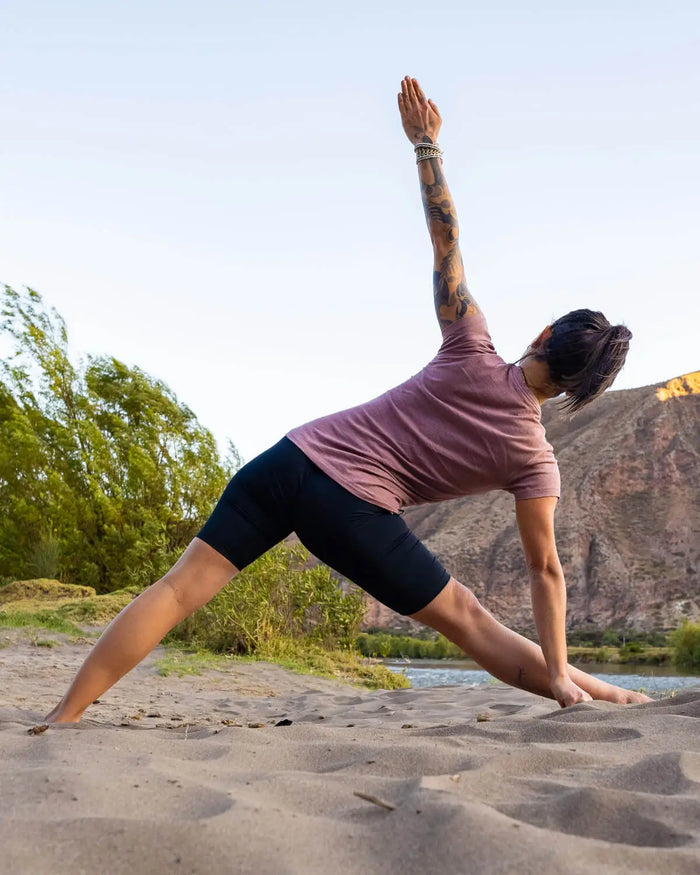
[670,622,700,670]
[592,646,616,663]
[647,632,670,648]
[601,629,622,647]
[28,535,62,580]
[355,631,462,660]
[166,543,366,654]
[567,629,669,648]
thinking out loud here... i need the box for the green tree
[1,285,237,590]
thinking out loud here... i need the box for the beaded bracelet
[414,142,443,163]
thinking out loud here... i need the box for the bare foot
[45,703,82,724]
[609,688,652,705]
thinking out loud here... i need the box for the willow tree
[0,285,238,591]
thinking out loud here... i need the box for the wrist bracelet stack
[414,141,442,163]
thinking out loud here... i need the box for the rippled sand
[1,630,698,874]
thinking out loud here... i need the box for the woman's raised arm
[398,76,480,328]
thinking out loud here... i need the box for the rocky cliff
[361,372,700,634]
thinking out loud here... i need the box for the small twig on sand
[353,791,395,811]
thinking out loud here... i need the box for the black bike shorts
[196,437,450,615]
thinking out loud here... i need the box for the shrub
[601,630,621,646]
[646,632,670,648]
[593,646,616,663]
[166,543,366,654]
[28,535,62,580]
[669,622,700,670]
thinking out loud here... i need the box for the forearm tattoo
[418,147,478,327]
[419,152,457,243]
[433,248,475,327]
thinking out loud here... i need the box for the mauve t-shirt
[286,313,560,513]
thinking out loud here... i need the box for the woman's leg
[410,578,651,705]
[45,439,312,723]
[45,539,238,723]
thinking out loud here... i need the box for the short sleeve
[439,312,496,357]
[507,456,561,501]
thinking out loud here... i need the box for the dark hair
[539,309,632,413]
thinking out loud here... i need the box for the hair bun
[609,324,632,344]
[543,308,632,413]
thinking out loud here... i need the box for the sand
[1,629,699,875]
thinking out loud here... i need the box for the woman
[46,77,649,723]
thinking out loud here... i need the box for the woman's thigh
[293,468,450,616]
[196,437,312,570]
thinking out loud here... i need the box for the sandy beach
[1,629,698,875]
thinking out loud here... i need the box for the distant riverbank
[385,658,700,695]
[358,627,700,671]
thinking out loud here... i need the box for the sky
[2,1,698,463]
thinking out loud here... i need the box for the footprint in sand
[599,751,700,796]
[4,767,233,822]
[499,785,696,848]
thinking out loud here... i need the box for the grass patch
[0,610,83,636]
[53,590,133,625]
[0,588,134,634]
[257,640,409,689]
[154,649,233,677]
[157,640,409,690]
[0,579,96,605]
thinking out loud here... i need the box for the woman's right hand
[551,675,593,708]
[398,76,442,145]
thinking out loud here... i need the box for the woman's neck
[519,356,561,406]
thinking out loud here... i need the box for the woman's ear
[532,325,553,350]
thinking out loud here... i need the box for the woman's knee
[409,577,483,631]
[161,538,239,613]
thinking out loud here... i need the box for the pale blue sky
[2,1,698,461]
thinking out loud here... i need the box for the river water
[385,659,700,695]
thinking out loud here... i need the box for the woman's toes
[625,690,652,704]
